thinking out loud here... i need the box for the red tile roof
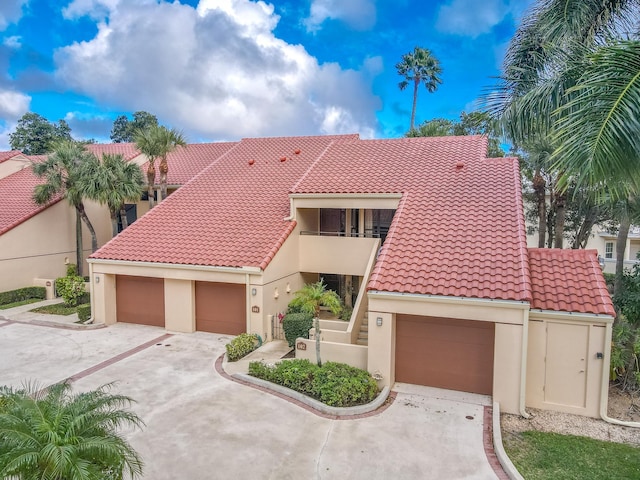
[528,248,615,316]
[293,136,531,302]
[0,167,61,236]
[86,143,140,161]
[140,142,238,186]
[91,135,359,268]
[0,151,22,163]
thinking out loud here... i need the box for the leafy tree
[9,113,73,155]
[133,125,186,207]
[110,111,158,143]
[81,153,144,237]
[396,46,442,132]
[289,280,341,366]
[0,382,144,480]
[32,141,99,276]
[408,110,505,157]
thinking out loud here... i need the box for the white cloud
[3,35,21,48]
[54,0,380,140]
[0,0,27,31]
[0,87,30,150]
[62,0,121,20]
[436,0,531,38]
[304,0,376,32]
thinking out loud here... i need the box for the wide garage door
[195,282,245,335]
[116,275,165,327]
[396,315,495,395]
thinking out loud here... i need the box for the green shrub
[310,362,378,407]
[66,263,78,277]
[225,333,261,362]
[77,303,91,322]
[55,276,86,307]
[282,312,314,347]
[611,316,640,389]
[248,359,378,407]
[0,287,46,306]
[339,305,353,322]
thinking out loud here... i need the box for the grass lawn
[30,304,79,316]
[504,431,640,479]
[0,298,42,310]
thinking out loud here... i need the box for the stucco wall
[0,201,76,292]
[295,338,368,370]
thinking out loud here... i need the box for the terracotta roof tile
[293,136,531,302]
[528,248,615,316]
[0,167,61,236]
[85,143,140,161]
[91,135,359,268]
[140,142,239,186]
[0,150,22,163]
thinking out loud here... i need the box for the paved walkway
[0,298,99,329]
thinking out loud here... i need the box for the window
[605,242,614,259]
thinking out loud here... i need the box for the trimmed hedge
[226,333,261,362]
[77,303,91,322]
[248,359,378,407]
[283,312,314,347]
[55,276,86,306]
[0,287,46,306]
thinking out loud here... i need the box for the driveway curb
[492,402,525,480]
[0,317,106,330]
[215,353,396,419]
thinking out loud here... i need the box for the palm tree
[134,125,186,208]
[289,280,341,366]
[396,47,443,132]
[32,141,99,276]
[81,153,144,237]
[0,382,144,480]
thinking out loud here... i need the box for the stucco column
[92,272,116,325]
[367,311,395,388]
[164,279,195,333]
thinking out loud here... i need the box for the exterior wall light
[286,283,291,294]
[376,316,383,326]
[274,288,279,299]
[95,276,100,284]
[251,288,257,296]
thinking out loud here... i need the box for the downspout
[519,310,531,418]
[88,261,95,324]
[245,273,252,335]
[600,321,640,427]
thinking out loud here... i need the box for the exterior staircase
[356,313,368,346]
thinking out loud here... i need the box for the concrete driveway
[0,321,499,480]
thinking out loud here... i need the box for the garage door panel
[195,282,245,335]
[396,315,494,395]
[116,276,165,327]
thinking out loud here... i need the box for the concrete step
[356,339,368,346]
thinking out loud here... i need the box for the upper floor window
[605,242,614,259]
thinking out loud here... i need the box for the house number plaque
[297,341,306,350]
[251,306,260,313]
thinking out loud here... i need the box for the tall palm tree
[32,141,98,276]
[134,125,186,208]
[396,47,443,132]
[81,153,144,237]
[289,280,341,366]
[0,382,144,480]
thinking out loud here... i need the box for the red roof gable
[0,151,22,163]
[91,135,359,268]
[528,248,615,316]
[293,136,531,302]
[140,142,239,186]
[0,167,61,236]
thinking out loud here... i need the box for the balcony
[299,232,380,276]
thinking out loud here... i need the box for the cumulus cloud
[64,111,112,141]
[436,0,530,38]
[3,35,21,48]
[304,0,376,32]
[0,87,30,150]
[54,0,380,140]
[0,0,27,31]
[62,0,121,20]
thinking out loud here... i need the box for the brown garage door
[116,275,165,327]
[195,282,245,334]
[396,315,494,395]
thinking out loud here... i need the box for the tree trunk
[533,170,546,248]
[109,209,118,238]
[119,204,129,231]
[147,161,156,209]
[159,157,168,201]
[614,213,631,297]
[553,190,566,248]
[572,205,598,249]
[75,211,83,277]
[410,78,419,131]
[315,316,322,367]
[77,203,98,253]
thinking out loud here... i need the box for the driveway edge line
[485,404,521,479]
[66,333,174,383]
[214,353,396,420]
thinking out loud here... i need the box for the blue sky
[0,0,533,149]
